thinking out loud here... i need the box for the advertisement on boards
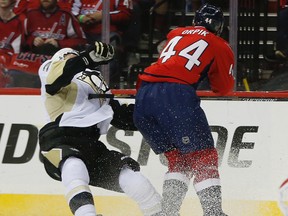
[0,95,288,216]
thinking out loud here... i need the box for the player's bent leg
[119,167,163,216]
[162,172,189,216]
[191,148,227,216]
[61,157,97,216]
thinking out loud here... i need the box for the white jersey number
[159,36,208,70]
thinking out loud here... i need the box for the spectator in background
[265,0,288,62]
[71,0,133,88]
[121,0,142,67]
[24,0,87,56]
[152,0,169,36]
[137,0,169,38]
[13,0,39,15]
[0,0,25,58]
[57,0,79,12]
[71,0,132,45]
[274,0,288,60]
[0,0,26,87]
[13,0,77,14]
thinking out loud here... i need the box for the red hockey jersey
[24,6,86,49]
[71,0,132,35]
[13,0,77,14]
[0,14,25,55]
[280,0,288,8]
[13,0,39,15]
[140,26,235,95]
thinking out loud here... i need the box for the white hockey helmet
[51,48,79,62]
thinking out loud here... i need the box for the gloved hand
[110,99,138,131]
[79,41,114,68]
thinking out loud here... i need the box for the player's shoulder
[209,34,233,52]
[38,60,52,76]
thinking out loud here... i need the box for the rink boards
[0,92,288,216]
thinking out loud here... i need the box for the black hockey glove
[79,41,114,68]
[110,99,138,131]
[121,156,140,172]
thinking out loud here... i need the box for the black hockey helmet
[193,4,224,36]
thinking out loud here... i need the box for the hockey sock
[162,172,190,216]
[61,157,96,216]
[191,148,226,215]
[196,185,226,216]
[119,167,162,216]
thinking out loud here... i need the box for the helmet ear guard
[193,3,224,36]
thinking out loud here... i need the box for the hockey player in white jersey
[38,42,164,216]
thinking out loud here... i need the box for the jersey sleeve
[13,0,40,14]
[45,56,86,95]
[208,40,235,95]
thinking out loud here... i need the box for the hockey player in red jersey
[134,3,234,216]
[24,0,86,55]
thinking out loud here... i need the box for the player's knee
[119,168,162,213]
[61,157,94,214]
[61,157,90,188]
[119,168,146,194]
[193,148,220,183]
[119,168,156,199]
[164,172,190,185]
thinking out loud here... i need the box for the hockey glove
[121,156,140,172]
[79,41,114,68]
[110,99,138,131]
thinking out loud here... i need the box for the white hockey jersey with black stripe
[38,58,113,134]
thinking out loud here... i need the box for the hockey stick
[88,94,114,99]
[88,89,136,99]
[88,94,135,99]
[87,90,288,101]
